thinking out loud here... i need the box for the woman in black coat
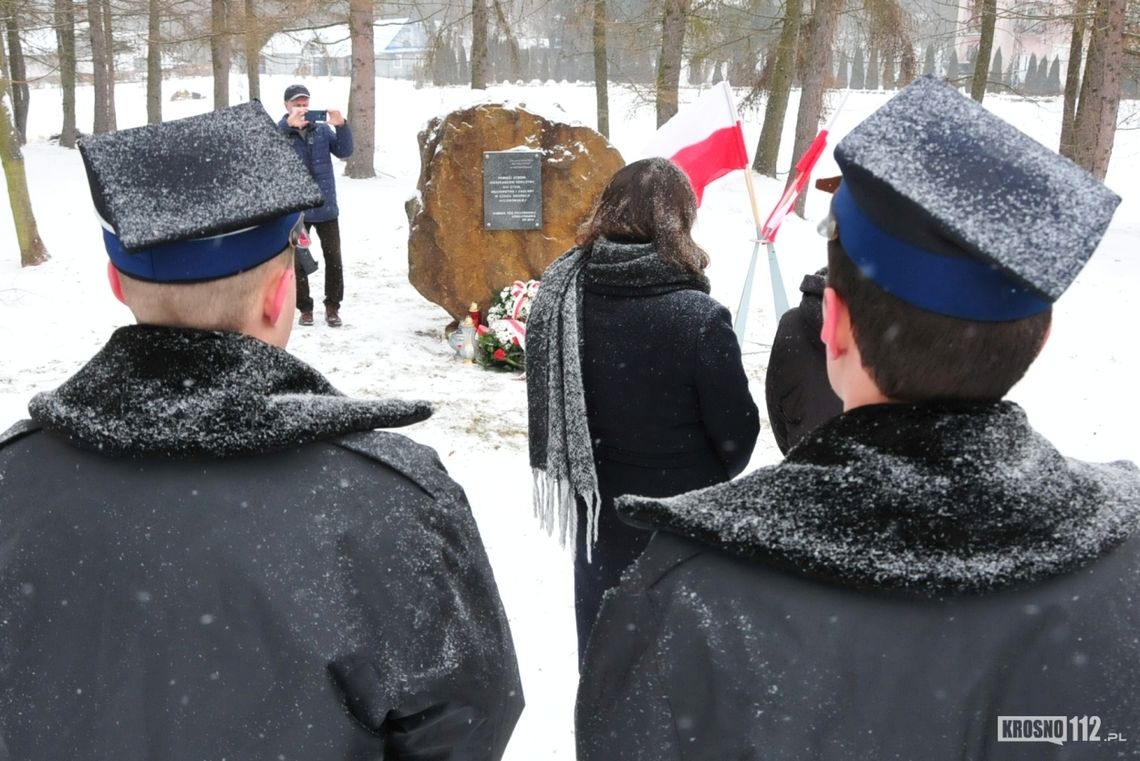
[526,158,759,664]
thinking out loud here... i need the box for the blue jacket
[278,116,353,223]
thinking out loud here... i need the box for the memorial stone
[407,103,624,321]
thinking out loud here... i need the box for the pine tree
[457,42,470,84]
[432,37,452,86]
[1026,53,1039,94]
[990,47,1004,90]
[536,47,549,83]
[1047,56,1061,95]
[851,48,865,89]
[866,47,879,89]
[882,56,895,89]
[923,44,935,77]
[946,47,960,84]
[836,50,849,88]
[687,55,704,86]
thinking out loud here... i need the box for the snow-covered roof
[262,19,427,59]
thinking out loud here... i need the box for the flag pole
[720,82,786,347]
[733,166,786,345]
[734,91,851,345]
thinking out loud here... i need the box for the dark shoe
[325,308,342,328]
[299,311,314,326]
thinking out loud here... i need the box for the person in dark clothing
[0,103,523,761]
[576,77,1139,761]
[765,268,842,454]
[527,158,759,665]
[279,83,353,327]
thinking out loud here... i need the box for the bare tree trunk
[897,45,917,87]
[2,4,28,144]
[754,0,802,176]
[593,0,609,138]
[243,0,260,101]
[656,0,690,127]
[344,0,375,178]
[1060,0,1090,159]
[970,0,997,102]
[54,0,77,147]
[471,0,488,89]
[488,0,521,81]
[1070,0,1125,180]
[211,0,231,109]
[88,0,111,134]
[101,0,117,130]
[789,0,841,217]
[0,39,48,266]
[146,0,162,124]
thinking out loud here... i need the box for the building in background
[260,19,429,81]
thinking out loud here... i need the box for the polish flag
[760,130,830,242]
[760,91,847,241]
[641,81,749,206]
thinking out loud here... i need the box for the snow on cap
[832,76,1120,321]
[79,101,323,282]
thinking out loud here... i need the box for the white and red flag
[641,81,749,205]
[760,130,830,242]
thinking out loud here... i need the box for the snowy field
[1,74,1138,758]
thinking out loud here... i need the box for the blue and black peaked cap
[831,76,1120,322]
[79,101,324,283]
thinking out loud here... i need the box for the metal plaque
[483,150,543,230]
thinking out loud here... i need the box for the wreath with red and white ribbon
[476,279,540,370]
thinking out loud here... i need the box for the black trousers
[295,219,344,312]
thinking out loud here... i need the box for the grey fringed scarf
[526,239,710,555]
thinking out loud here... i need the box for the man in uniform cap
[0,102,523,760]
[576,77,1140,760]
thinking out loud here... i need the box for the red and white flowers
[477,280,539,370]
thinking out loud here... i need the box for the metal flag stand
[733,169,787,347]
[731,91,849,347]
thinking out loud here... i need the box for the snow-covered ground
[2,75,1138,758]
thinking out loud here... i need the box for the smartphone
[305,109,328,123]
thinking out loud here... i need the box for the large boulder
[407,104,624,321]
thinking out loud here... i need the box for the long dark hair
[576,157,710,273]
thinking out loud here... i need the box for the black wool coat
[577,401,1140,761]
[0,326,523,761]
[765,269,842,454]
[580,274,760,504]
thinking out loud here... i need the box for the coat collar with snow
[583,238,710,297]
[29,325,432,458]
[618,401,1140,594]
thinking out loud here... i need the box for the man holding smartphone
[280,83,353,327]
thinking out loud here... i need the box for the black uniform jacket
[0,326,523,761]
[577,401,1140,761]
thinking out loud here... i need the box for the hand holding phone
[305,109,328,123]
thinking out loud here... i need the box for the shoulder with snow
[333,429,460,502]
